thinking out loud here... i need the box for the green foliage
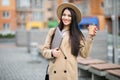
[0,33,15,38]
[48,20,58,28]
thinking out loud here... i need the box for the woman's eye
[62,14,66,16]
[68,15,71,17]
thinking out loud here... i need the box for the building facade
[104,0,120,33]
[0,0,119,31]
[66,0,106,30]
[16,0,54,30]
[67,0,120,32]
[0,0,17,33]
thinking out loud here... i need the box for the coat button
[64,70,67,73]
[54,71,56,74]
[64,57,67,59]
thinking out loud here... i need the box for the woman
[41,3,97,80]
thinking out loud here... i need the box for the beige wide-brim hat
[56,3,82,23]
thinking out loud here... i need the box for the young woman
[41,3,97,80]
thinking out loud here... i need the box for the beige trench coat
[41,28,93,80]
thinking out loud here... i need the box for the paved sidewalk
[0,43,48,80]
[0,43,85,80]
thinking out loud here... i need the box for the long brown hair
[58,7,84,57]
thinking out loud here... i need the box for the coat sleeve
[41,28,55,59]
[79,35,93,58]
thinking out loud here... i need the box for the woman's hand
[88,24,97,37]
[51,48,60,58]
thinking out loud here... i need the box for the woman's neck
[63,25,69,31]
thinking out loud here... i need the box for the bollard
[30,42,39,61]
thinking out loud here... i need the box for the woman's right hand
[51,48,60,58]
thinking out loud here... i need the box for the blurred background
[0,0,120,80]
[0,0,120,63]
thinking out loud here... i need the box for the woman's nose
[64,15,69,19]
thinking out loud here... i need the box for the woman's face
[62,9,72,26]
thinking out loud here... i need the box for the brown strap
[60,47,67,59]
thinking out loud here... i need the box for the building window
[48,8,52,11]
[76,0,90,16]
[20,12,25,20]
[101,1,104,8]
[2,0,10,6]
[33,12,40,21]
[2,11,10,18]
[33,12,44,21]
[20,23,25,29]
[31,0,43,8]
[16,0,30,8]
[3,23,10,30]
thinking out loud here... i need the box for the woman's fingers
[52,48,60,57]
[88,25,97,36]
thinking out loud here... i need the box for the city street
[0,42,48,80]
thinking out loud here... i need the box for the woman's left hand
[88,25,97,37]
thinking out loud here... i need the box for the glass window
[31,0,43,8]
[20,12,25,20]
[3,23,10,30]
[2,11,10,18]
[33,12,40,21]
[2,0,10,6]
[16,0,20,8]
[20,23,25,29]
[101,2,104,8]
[17,0,30,8]
[33,12,44,21]
[48,8,52,11]
[77,0,90,16]
[39,12,44,21]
